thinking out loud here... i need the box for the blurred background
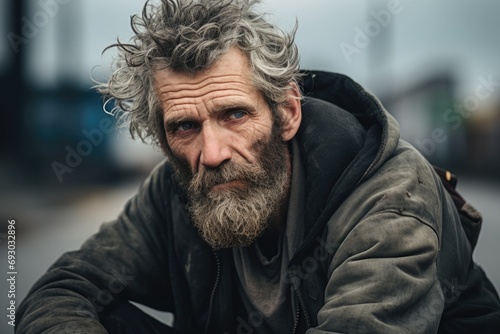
[1,0,499,331]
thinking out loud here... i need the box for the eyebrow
[163,101,256,132]
[216,102,256,115]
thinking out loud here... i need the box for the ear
[281,82,302,142]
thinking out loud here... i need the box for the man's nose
[199,125,231,169]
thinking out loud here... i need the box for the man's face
[155,48,290,248]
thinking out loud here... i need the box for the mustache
[188,160,266,194]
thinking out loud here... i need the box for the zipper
[290,276,312,334]
[296,289,311,329]
[204,251,221,334]
[292,293,301,334]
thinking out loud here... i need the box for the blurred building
[383,70,500,179]
[1,1,166,190]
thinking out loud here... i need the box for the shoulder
[328,140,444,240]
[129,159,187,220]
[145,159,175,185]
[141,159,180,197]
[364,140,443,229]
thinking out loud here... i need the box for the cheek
[246,120,273,144]
[167,139,198,171]
[235,112,272,137]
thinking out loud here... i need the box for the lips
[210,179,246,191]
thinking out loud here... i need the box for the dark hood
[294,71,401,258]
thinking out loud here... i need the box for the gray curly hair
[97,0,301,152]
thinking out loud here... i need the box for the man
[16,0,500,333]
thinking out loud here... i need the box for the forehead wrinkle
[156,74,250,93]
[159,82,251,105]
[159,81,255,100]
[161,86,255,116]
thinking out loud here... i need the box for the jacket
[16,71,500,333]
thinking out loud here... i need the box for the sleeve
[306,212,444,334]
[15,162,175,334]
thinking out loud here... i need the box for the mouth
[210,179,246,191]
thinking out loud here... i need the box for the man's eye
[228,110,247,120]
[175,122,197,132]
